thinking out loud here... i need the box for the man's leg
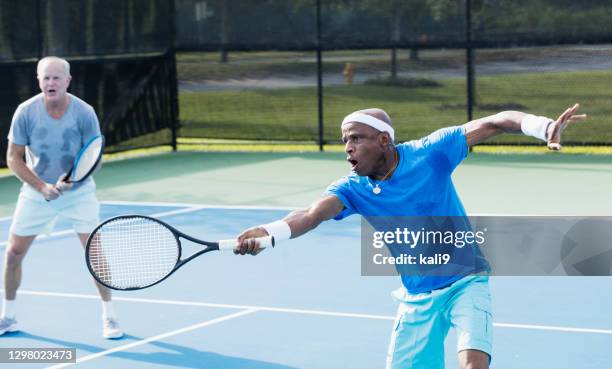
[458,349,490,369]
[448,276,492,369]
[2,186,61,335]
[4,234,36,300]
[77,233,123,339]
[77,233,111,301]
[65,187,121,338]
[385,291,450,369]
[1,234,37,334]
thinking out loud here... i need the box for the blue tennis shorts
[385,275,492,369]
[9,181,100,236]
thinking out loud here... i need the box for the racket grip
[218,236,275,251]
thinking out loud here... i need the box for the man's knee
[5,248,25,268]
[5,235,35,266]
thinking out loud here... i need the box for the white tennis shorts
[9,181,100,236]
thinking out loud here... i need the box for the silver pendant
[373,186,381,195]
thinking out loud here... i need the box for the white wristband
[260,220,291,242]
[521,114,553,142]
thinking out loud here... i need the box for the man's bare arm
[235,195,345,255]
[282,195,345,238]
[464,111,527,147]
[464,104,586,149]
[7,142,61,200]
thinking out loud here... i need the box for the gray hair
[37,56,71,77]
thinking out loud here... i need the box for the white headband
[341,113,395,141]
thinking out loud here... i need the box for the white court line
[142,205,208,219]
[14,290,394,321]
[0,205,205,248]
[494,322,612,335]
[104,200,527,215]
[0,202,295,247]
[45,308,258,369]
[0,229,76,248]
[12,289,612,335]
[0,215,13,222]
[102,200,296,211]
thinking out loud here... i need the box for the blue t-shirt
[325,126,489,293]
[7,93,101,190]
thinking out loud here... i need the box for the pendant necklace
[372,150,398,195]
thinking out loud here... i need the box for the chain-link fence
[2,1,612,167]
[173,0,612,147]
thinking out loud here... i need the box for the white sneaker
[0,317,18,335]
[102,318,123,339]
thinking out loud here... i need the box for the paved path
[179,45,612,92]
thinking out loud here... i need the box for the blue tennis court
[1,201,611,368]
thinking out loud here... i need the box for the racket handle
[218,236,275,251]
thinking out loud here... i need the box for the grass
[178,69,612,144]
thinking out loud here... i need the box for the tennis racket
[46,135,104,201]
[65,135,105,183]
[85,215,274,291]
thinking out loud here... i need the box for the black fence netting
[176,0,317,51]
[470,0,612,46]
[175,0,612,51]
[0,0,41,61]
[175,0,466,51]
[0,0,172,61]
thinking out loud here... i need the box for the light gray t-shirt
[7,93,101,188]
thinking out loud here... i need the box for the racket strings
[89,217,179,289]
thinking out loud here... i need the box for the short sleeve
[7,104,29,146]
[79,104,102,144]
[420,126,468,172]
[324,177,356,220]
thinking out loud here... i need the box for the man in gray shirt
[1,56,123,339]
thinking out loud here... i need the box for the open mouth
[347,158,358,170]
[47,89,57,94]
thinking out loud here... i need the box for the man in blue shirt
[234,105,585,369]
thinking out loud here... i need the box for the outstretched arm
[464,103,586,149]
[234,195,345,255]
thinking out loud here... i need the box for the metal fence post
[169,0,178,152]
[316,0,324,152]
[466,0,475,123]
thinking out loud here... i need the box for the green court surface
[1,151,611,217]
